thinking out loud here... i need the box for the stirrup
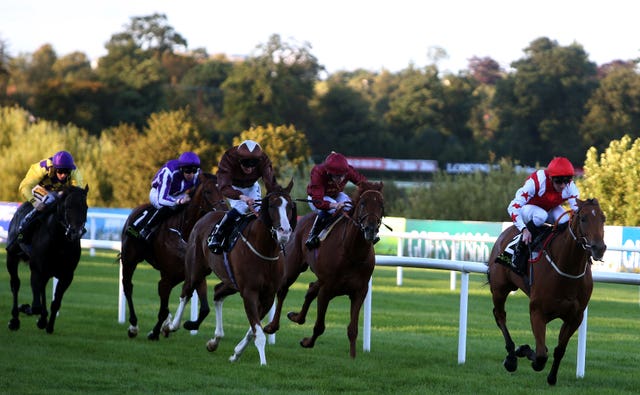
[305,235,320,249]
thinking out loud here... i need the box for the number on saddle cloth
[126,207,156,237]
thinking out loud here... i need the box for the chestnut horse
[487,198,606,385]
[263,181,384,358]
[7,185,89,333]
[168,180,296,365]
[119,172,226,340]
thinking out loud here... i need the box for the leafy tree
[0,106,100,205]
[581,64,640,151]
[581,135,640,226]
[100,109,216,207]
[220,34,321,134]
[492,37,598,165]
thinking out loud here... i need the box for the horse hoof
[127,326,139,338]
[515,345,532,358]
[503,355,517,372]
[206,338,219,352]
[300,337,314,349]
[547,374,557,386]
[46,326,54,334]
[287,311,304,325]
[37,318,47,330]
[19,304,32,315]
[147,331,160,341]
[263,323,278,334]
[8,319,20,331]
[532,357,547,372]
[184,321,198,331]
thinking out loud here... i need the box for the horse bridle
[57,192,87,240]
[543,205,597,279]
[243,191,294,259]
[355,190,384,231]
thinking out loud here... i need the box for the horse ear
[84,185,90,194]
[285,178,294,193]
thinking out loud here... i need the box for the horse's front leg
[346,288,368,358]
[229,327,258,364]
[206,299,225,352]
[288,281,320,325]
[120,259,139,338]
[529,308,549,372]
[300,286,329,350]
[547,315,583,385]
[183,280,210,331]
[46,276,73,333]
[7,253,21,330]
[491,292,518,372]
[148,276,174,340]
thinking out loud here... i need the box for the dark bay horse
[169,180,296,365]
[119,172,226,340]
[263,181,384,358]
[7,185,89,333]
[487,198,606,385]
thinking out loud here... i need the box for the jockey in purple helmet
[6,150,85,253]
[131,151,202,240]
[130,152,201,240]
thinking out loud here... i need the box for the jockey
[207,140,278,253]
[507,156,580,274]
[305,151,368,249]
[134,151,201,240]
[6,150,84,253]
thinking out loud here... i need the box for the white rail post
[118,263,125,323]
[576,306,588,378]
[457,271,469,364]
[396,236,403,286]
[363,277,372,352]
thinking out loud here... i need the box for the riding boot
[526,220,544,247]
[511,237,529,275]
[207,209,241,254]
[305,211,330,250]
[139,206,172,240]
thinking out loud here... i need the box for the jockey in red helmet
[7,151,85,253]
[207,140,278,254]
[505,156,580,275]
[304,152,368,249]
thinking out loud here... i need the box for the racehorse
[263,181,384,358]
[119,172,226,340]
[487,198,606,385]
[168,180,296,365]
[7,185,89,333]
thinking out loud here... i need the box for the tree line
[2,14,640,225]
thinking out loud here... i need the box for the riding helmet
[52,150,76,170]
[237,140,263,160]
[324,152,349,175]
[178,151,201,168]
[547,157,574,177]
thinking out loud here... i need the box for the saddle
[317,215,344,242]
[222,213,256,253]
[498,223,566,270]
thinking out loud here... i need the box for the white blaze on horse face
[275,196,292,243]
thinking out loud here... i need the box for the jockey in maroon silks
[207,139,278,253]
[305,152,368,249]
[506,156,580,274]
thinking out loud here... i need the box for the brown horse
[169,180,296,365]
[263,181,384,358]
[119,172,226,340]
[487,198,606,385]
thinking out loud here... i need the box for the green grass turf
[0,249,639,394]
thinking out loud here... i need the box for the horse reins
[543,208,592,279]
